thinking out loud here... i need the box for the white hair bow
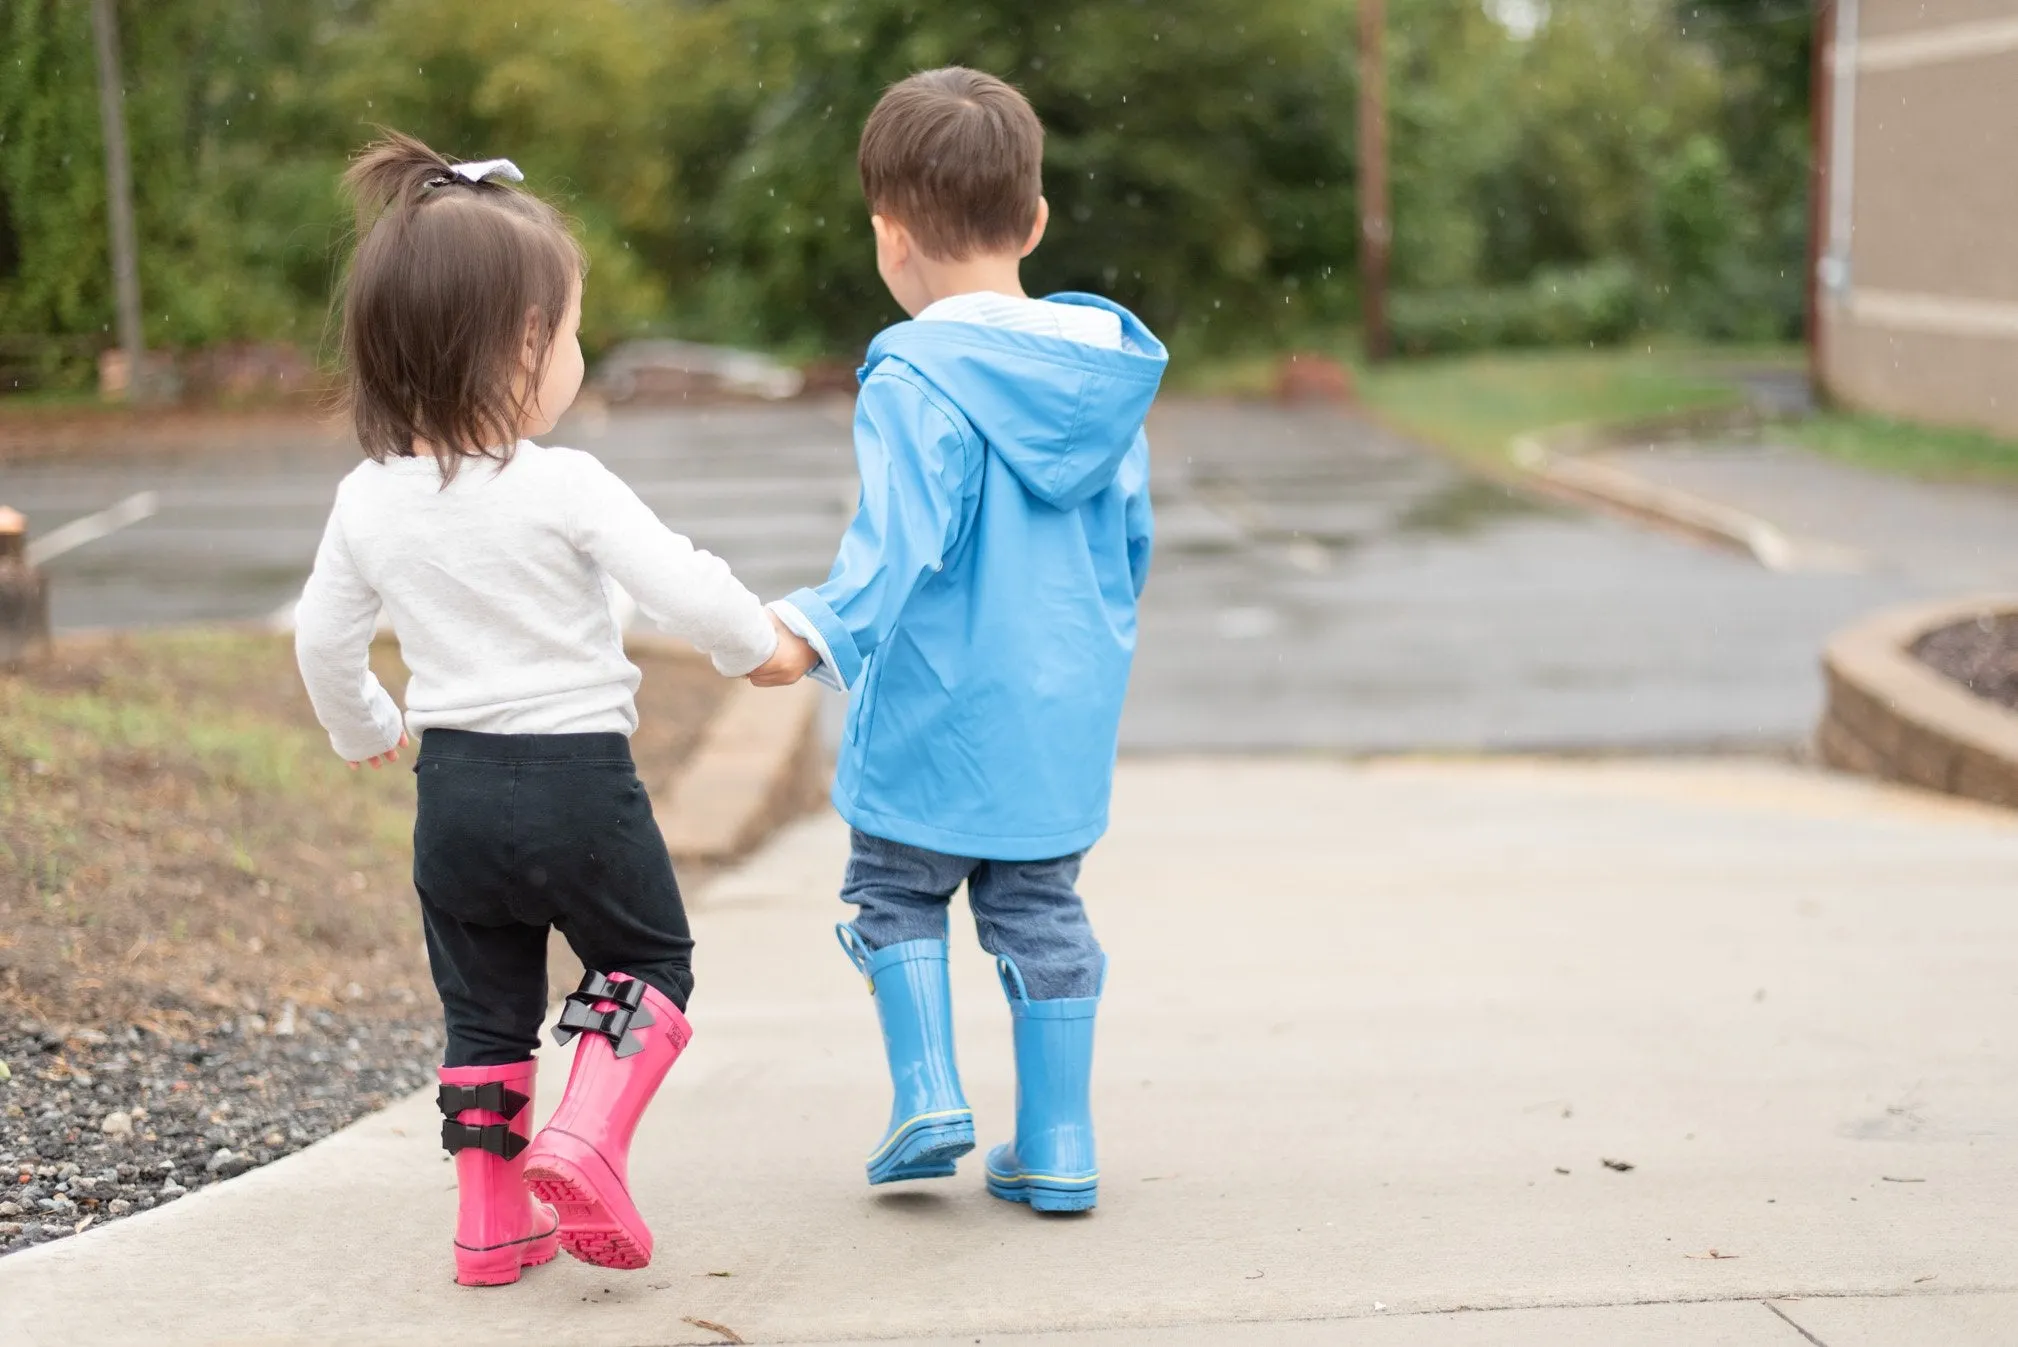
[444,158,523,186]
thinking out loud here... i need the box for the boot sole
[868,1115,975,1185]
[453,1207,562,1286]
[986,1171,1098,1213]
[523,1133,652,1270]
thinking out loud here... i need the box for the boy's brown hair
[338,130,585,480]
[858,67,1043,262]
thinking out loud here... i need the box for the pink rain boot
[436,1060,560,1286]
[521,970,692,1270]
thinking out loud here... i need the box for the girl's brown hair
[338,131,585,480]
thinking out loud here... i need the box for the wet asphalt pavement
[0,399,1931,752]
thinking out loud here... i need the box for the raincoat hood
[861,293,1168,510]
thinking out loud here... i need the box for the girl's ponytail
[343,130,462,234]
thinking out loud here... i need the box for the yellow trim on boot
[866,1108,974,1164]
[987,1166,1100,1185]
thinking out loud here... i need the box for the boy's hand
[349,732,408,770]
[749,612,818,687]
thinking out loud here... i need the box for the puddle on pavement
[1395,478,1556,536]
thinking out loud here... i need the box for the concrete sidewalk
[3,758,2015,1345]
[1591,440,2018,589]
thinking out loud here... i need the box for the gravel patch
[1915,613,2018,711]
[0,1011,438,1256]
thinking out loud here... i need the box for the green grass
[0,386,115,414]
[1784,410,2018,483]
[1177,338,2018,485]
[1170,340,1789,467]
[1356,345,1755,464]
[0,629,424,1021]
[1165,349,1313,398]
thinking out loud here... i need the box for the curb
[1818,595,2018,809]
[1511,430,1807,569]
[650,650,828,866]
[0,407,340,465]
[1501,401,1832,571]
[1360,397,1812,569]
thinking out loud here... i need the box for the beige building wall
[1819,3,2018,435]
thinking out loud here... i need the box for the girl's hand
[350,732,409,770]
[749,613,818,687]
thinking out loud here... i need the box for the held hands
[349,732,408,770]
[748,611,818,687]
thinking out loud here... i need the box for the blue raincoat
[780,293,1167,860]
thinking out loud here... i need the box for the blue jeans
[841,830,1103,1000]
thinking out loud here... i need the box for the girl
[295,132,810,1286]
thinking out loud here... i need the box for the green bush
[1390,261,1647,355]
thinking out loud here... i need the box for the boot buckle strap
[440,1119,528,1160]
[551,971,656,1058]
[435,1081,529,1120]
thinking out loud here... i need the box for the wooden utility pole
[1806,0,1835,403]
[90,0,149,402]
[1358,0,1392,362]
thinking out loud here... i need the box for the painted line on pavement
[24,491,159,566]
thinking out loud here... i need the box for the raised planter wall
[1819,596,2018,810]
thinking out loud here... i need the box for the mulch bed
[0,631,733,1256]
[1914,614,2018,711]
[1,1014,438,1247]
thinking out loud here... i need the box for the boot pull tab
[996,955,1031,1005]
[835,923,876,992]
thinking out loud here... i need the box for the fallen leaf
[1914,1275,1938,1284]
[1554,1167,1570,1175]
[73,1216,94,1234]
[683,1317,746,1345]
[1686,1249,1739,1260]
[1244,1271,1264,1280]
[704,1270,734,1277]
[1881,1176,1925,1183]
[1601,1158,1635,1172]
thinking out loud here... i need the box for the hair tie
[424,158,524,191]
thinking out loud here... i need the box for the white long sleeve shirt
[294,440,776,761]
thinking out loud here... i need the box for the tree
[0,0,346,363]
[1672,0,1812,338]
[1386,0,1520,292]
[678,0,1359,354]
[0,0,1817,372]
[322,0,694,347]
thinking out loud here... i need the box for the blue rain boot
[837,925,976,1184]
[985,955,1103,1213]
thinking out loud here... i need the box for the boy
[761,66,1165,1213]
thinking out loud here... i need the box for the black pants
[413,729,693,1068]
